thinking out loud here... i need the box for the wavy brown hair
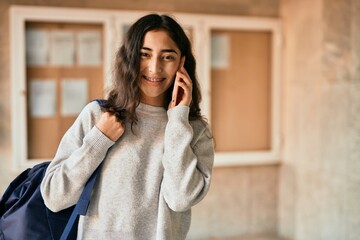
[101,14,203,124]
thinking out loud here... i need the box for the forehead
[142,30,179,51]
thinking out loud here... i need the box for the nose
[148,58,162,73]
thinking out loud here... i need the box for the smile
[143,76,166,83]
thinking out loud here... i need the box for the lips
[143,75,166,83]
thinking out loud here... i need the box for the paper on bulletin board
[26,29,49,66]
[211,33,230,69]
[77,31,102,66]
[29,79,56,117]
[50,31,75,66]
[61,79,88,116]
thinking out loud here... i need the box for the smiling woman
[40,13,214,240]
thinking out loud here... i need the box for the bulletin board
[211,30,272,152]
[25,22,105,159]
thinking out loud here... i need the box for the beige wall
[0,0,280,239]
[190,165,279,239]
[279,0,360,239]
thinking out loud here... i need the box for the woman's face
[138,30,182,107]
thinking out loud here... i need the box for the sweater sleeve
[162,105,214,212]
[40,102,115,212]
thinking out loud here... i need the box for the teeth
[146,76,163,82]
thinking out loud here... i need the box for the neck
[140,95,165,107]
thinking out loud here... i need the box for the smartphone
[173,83,184,106]
[171,57,185,107]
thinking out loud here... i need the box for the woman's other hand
[96,112,125,141]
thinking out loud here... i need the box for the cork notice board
[211,30,272,152]
[26,22,105,159]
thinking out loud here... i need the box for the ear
[178,56,186,70]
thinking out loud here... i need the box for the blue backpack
[0,161,102,240]
[0,100,105,240]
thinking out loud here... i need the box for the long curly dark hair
[101,14,203,124]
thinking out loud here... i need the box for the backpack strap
[94,99,107,106]
[60,163,102,240]
[60,99,106,240]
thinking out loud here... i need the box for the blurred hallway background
[0,0,359,239]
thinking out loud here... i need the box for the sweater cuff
[167,105,189,122]
[83,126,115,154]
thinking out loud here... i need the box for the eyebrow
[141,47,179,55]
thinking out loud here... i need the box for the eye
[163,55,176,61]
[140,52,150,59]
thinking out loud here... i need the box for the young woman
[41,14,214,239]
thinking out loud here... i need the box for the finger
[176,78,192,95]
[176,71,192,87]
[176,80,192,92]
[176,81,192,106]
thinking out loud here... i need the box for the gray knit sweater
[40,101,214,240]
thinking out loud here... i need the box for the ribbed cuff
[83,126,115,155]
[167,105,189,122]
